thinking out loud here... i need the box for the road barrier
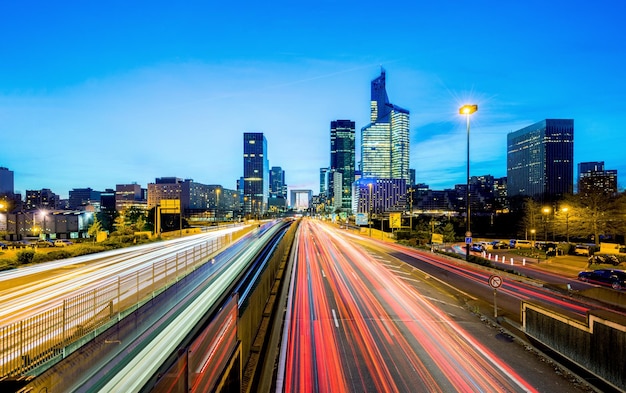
[0,231,241,380]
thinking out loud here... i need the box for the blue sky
[1,1,625,199]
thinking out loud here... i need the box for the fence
[0,231,237,379]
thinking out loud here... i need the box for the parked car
[54,239,73,247]
[578,269,626,290]
[0,242,8,250]
[491,240,510,249]
[35,239,55,248]
[590,254,621,266]
[11,240,32,249]
[574,245,590,256]
[510,239,533,249]
[470,243,485,252]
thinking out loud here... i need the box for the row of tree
[520,190,626,244]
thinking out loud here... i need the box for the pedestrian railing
[0,232,234,379]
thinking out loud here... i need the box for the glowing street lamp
[542,207,551,241]
[368,183,373,237]
[40,210,48,239]
[561,207,570,243]
[459,104,478,261]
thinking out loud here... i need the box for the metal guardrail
[0,232,234,379]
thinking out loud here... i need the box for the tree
[519,198,541,240]
[555,190,624,244]
[87,216,103,241]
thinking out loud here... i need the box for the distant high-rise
[0,167,14,196]
[330,120,356,210]
[507,119,574,201]
[25,189,59,210]
[361,69,410,181]
[270,166,287,199]
[68,187,101,210]
[578,161,618,196]
[243,133,269,215]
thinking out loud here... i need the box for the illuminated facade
[243,133,269,215]
[507,119,574,201]
[330,120,355,210]
[578,161,618,196]
[361,69,410,181]
[354,178,407,215]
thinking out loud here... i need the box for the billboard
[389,212,402,229]
[355,213,368,226]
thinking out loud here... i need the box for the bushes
[16,250,36,265]
[0,258,16,271]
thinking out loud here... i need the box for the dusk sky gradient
[2,1,625,199]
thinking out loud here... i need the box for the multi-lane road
[0,226,244,326]
[279,219,593,392]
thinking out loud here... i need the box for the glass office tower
[361,69,410,181]
[507,119,574,201]
[243,133,269,216]
[330,120,356,210]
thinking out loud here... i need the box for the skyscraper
[578,161,618,196]
[330,120,356,210]
[270,166,287,199]
[361,69,410,181]
[507,119,574,201]
[243,133,269,216]
[0,167,14,196]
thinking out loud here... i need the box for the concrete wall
[522,302,626,390]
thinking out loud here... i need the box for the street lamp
[40,210,48,239]
[530,229,536,246]
[216,188,221,222]
[368,183,373,237]
[459,104,478,261]
[561,207,570,243]
[542,207,551,241]
[0,202,6,233]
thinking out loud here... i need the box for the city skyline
[1,2,625,199]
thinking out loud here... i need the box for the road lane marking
[331,309,340,328]
[380,315,395,337]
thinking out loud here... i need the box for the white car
[54,239,73,247]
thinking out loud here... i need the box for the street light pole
[562,207,570,243]
[460,104,478,261]
[368,183,373,237]
[542,207,550,242]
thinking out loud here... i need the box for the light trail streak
[282,220,539,393]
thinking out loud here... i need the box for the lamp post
[460,104,478,261]
[562,207,570,243]
[542,207,551,241]
[216,188,221,223]
[40,210,47,239]
[0,202,6,233]
[368,183,373,237]
[530,229,536,247]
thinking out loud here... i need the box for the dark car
[0,242,8,250]
[491,240,510,249]
[578,269,626,290]
[11,240,32,249]
[470,243,485,252]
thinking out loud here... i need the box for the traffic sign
[465,237,472,244]
[489,275,503,289]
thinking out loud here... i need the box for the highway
[0,226,243,325]
[279,220,587,393]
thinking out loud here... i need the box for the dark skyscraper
[507,119,574,201]
[270,166,287,199]
[243,133,269,215]
[330,120,356,210]
[578,161,618,196]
